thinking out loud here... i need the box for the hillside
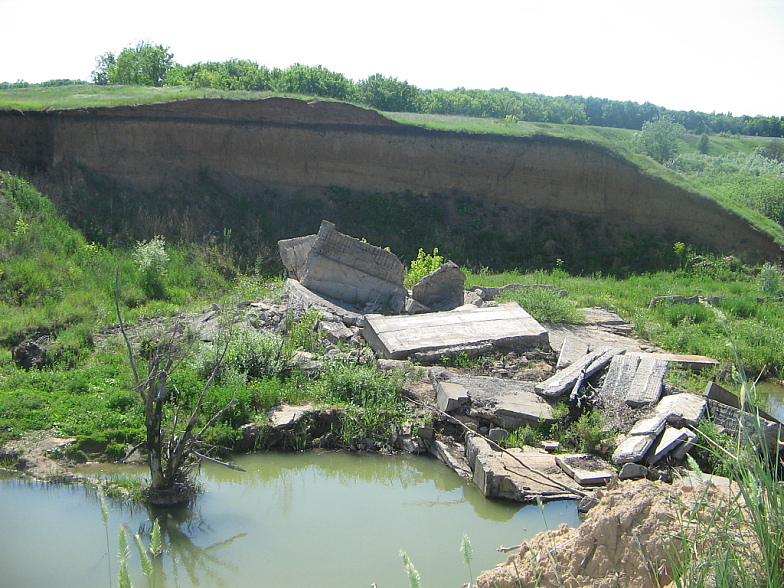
[0,94,782,273]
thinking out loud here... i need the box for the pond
[758,379,784,423]
[0,451,580,587]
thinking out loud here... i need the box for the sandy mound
[477,478,737,588]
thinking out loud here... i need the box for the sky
[1,0,783,117]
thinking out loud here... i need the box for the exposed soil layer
[1,98,780,271]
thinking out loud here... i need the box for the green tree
[632,114,686,163]
[357,74,422,112]
[698,133,710,154]
[93,41,175,87]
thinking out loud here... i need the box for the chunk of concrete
[411,261,466,311]
[268,404,313,428]
[619,463,649,480]
[599,354,642,402]
[555,335,591,371]
[362,302,548,361]
[612,433,656,464]
[671,428,698,460]
[555,454,616,486]
[707,399,782,450]
[628,414,668,437]
[648,427,690,465]
[283,278,365,326]
[435,381,470,413]
[535,347,625,397]
[436,373,555,428]
[655,393,706,427]
[625,356,668,407]
[705,381,778,423]
[279,221,407,313]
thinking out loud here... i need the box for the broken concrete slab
[599,354,642,402]
[648,427,690,465]
[705,381,778,423]
[429,439,472,479]
[283,278,365,326]
[555,335,591,371]
[638,352,719,371]
[619,462,649,480]
[535,347,625,398]
[671,428,698,461]
[465,436,581,501]
[707,399,782,450]
[435,381,471,413]
[411,261,466,311]
[655,393,707,427]
[625,355,668,407]
[279,220,407,313]
[362,302,548,361]
[318,319,356,343]
[440,373,556,428]
[555,454,616,486]
[268,404,314,428]
[628,414,668,437]
[612,433,657,464]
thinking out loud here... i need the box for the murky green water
[0,451,580,587]
[758,380,784,423]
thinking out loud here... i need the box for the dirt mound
[477,478,736,588]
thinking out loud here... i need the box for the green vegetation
[405,248,445,288]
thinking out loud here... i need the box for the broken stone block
[278,221,407,314]
[578,494,601,513]
[429,439,472,478]
[599,354,642,402]
[671,428,698,461]
[488,428,509,443]
[283,278,365,326]
[628,414,668,437]
[435,381,470,413]
[411,261,466,311]
[648,427,690,465]
[619,463,649,480]
[318,319,354,343]
[403,297,430,314]
[555,335,591,371]
[555,454,616,486]
[655,393,707,427]
[268,404,314,429]
[612,433,656,464]
[705,381,778,422]
[707,399,782,450]
[362,302,548,361]
[277,234,317,280]
[535,347,625,398]
[625,355,668,407]
[436,373,555,428]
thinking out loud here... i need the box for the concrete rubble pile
[270,222,782,503]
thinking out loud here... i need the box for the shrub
[405,248,445,288]
[757,262,781,295]
[132,236,169,299]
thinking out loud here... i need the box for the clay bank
[1,97,781,271]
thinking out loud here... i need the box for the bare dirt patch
[477,478,738,588]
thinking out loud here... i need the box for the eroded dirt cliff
[0,98,780,271]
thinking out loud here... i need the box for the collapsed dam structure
[0,97,780,271]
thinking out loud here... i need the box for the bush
[405,248,445,288]
[132,236,169,300]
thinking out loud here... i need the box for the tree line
[8,41,783,138]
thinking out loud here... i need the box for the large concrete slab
[466,436,581,501]
[626,356,668,407]
[279,220,407,313]
[362,302,548,360]
[439,373,556,428]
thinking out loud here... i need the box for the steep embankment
[0,98,780,271]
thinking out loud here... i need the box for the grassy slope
[4,84,781,247]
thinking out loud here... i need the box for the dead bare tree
[115,274,242,506]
